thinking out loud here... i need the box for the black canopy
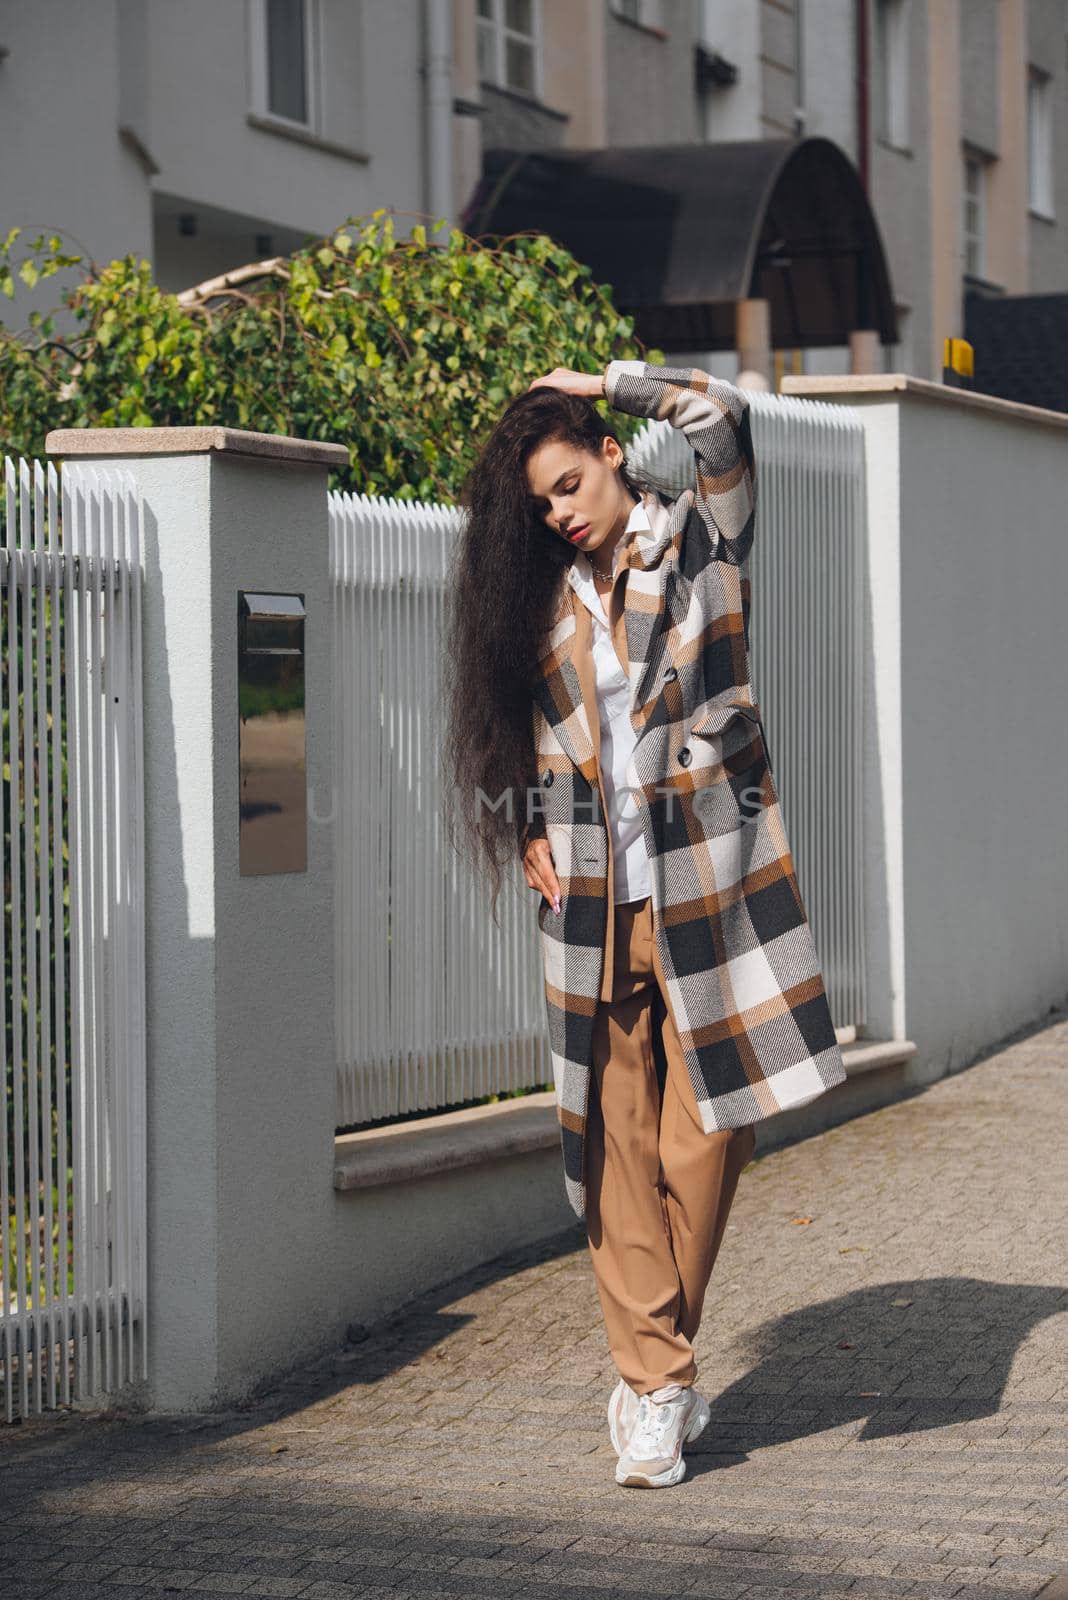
[461,136,897,353]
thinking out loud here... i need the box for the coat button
[542,770,554,787]
[678,746,691,767]
[664,666,677,682]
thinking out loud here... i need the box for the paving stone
[2,1011,1068,1597]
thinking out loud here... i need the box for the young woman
[443,359,846,1490]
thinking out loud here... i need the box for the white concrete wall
[0,1,151,328]
[144,0,426,282]
[783,375,1068,1082]
[331,1152,575,1344]
[145,0,427,288]
[896,390,1068,1071]
[699,0,762,142]
[0,0,431,309]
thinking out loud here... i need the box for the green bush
[0,211,661,499]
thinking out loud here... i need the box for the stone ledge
[45,426,349,468]
[334,1090,559,1192]
[333,1037,918,1192]
[246,112,371,164]
[841,1036,917,1077]
[780,371,1068,432]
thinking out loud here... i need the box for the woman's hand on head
[523,836,561,913]
[527,368,604,401]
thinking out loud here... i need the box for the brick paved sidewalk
[2,1008,1067,1600]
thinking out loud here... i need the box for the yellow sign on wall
[943,337,974,381]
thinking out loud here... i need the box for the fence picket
[0,457,146,1420]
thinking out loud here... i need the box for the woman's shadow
[685,1273,1067,1474]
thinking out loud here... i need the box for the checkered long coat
[522,359,847,1220]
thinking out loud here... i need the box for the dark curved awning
[461,136,897,353]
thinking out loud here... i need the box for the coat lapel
[529,598,600,788]
[569,589,618,1003]
[531,488,682,759]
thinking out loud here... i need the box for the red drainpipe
[855,0,870,189]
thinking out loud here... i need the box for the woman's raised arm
[604,360,757,566]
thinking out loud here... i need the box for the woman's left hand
[527,368,604,399]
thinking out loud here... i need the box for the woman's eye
[532,481,578,513]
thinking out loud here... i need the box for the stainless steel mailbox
[238,591,307,875]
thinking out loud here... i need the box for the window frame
[1027,63,1055,220]
[248,0,322,134]
[962,146,988,280]
[476,0,543,101]
[874,0,911,151]
[610,0,665,29]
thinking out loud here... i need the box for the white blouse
[566,496,652,904]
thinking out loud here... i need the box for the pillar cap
[45,425,350,468]
[780,372,1068,431]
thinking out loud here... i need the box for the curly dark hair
[440,383,669,922]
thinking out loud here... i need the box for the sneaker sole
[616,1455,688,1488]
[614,1393,711,1488]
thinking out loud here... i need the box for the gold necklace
[592,501,637,580]
[592,540,618,581]
[596,544,627,582]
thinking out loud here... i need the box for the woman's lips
[567,524,590,542]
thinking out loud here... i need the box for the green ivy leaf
[0,213,653,500]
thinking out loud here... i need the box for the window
[477,0,540,97]
[1028,65,1054,218]
[249,0,319,130]
[962,148,987,278]
[874,0,910,149]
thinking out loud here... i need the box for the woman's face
[524,435,634,560]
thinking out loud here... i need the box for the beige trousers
[584,894,757,1396]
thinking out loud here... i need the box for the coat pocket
[687,700,773,825]
[688,697,763,741]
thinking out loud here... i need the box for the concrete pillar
[927,0,962,380]
[988,0,1028,294]
[45,425,347,1412]
[850,329,881,374]
[425,0,454,229]
[735,297,772,391]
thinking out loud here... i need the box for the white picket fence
[330,389,868,1127]
[0,458,147,1421]
[628,393,869,1027]
[330,492,550,1127]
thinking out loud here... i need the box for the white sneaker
[607,1377,640,1456]
[614,1383,711,1488]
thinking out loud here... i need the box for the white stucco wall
[0,1,151,328]
[142,0,425,242]
[0,0,430,311]
[896,390,1068,1068]
[784,375,1068,1080]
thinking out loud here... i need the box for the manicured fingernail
[553,897,561,913]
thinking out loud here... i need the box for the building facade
[0,0,431,302]
[2,1,1067,384]
[460,0,1068,383]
